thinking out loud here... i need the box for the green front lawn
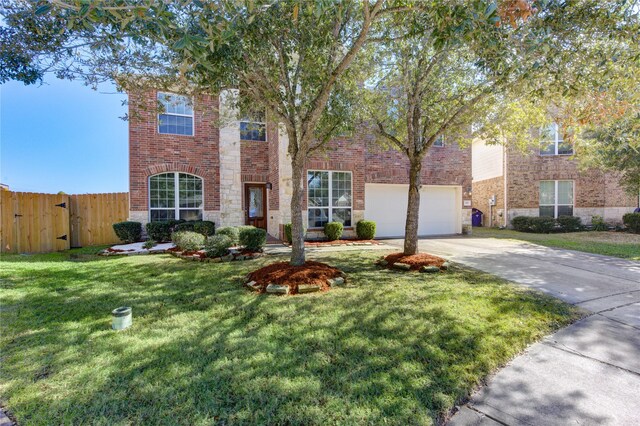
[472,227,640,260]
[0,249,580,425]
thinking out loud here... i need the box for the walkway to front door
[245,183,267,230]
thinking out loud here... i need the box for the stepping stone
[266,284,289,294]
[298,284,321,293]
[328,277,345,286]
[441,261,450,270]
[393,262,411,271]
[420,265,440,273]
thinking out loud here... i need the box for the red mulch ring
[382,252,446,271]
[166,246,181,252]
[180,250,207,259]
[246,261,344,295]
[303,239,381,247]
[106,248,134,253]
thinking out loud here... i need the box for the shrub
[216,227,239,245]
[356,220,376,240]
[511,216,555,233]
[171,231,206,251]
[283,223,306,243]
[113,221,142,243]
[146,220,182,242]
[623,212,640,233]
[194,220,215,236]
[205,234,233,258]
[324,221,344,241]
[591,215,608,231]
[173,222,196,233]
[556,215,582,233]
[529,217,556,234]
[142,240,156,249]
[511,216,531,232]
[239,226,267,251]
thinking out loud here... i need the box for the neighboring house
[128,89,472,239]
[472,124,637,227]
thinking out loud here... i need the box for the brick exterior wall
[471,176,505,227]
[128,90,220,215]
[129,91,473,234]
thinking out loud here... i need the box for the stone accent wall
[218,90,244,227]
[472,176,505,227]
[128,89,220,222]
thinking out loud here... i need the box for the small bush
[171,231,206,251]
[205,234,233,258]
[142,240,156,249]
[511,216,531,232]
[194,220,215,236]
[173,222,196,233]
[216,227,240,245]
[356,220,376,240]
[556,215,582,232]
[529,217,556,234]
[146,220,182,242]
[511,216,555,233]
[113,221,142,243]
[239,226,267,251]
[284,223,306,243]
[623,212,640,233]
[591,215,608,231]
[324,222,344,241]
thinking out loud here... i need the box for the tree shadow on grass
[0,251,579,425]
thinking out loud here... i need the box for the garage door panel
[365,184,460,237]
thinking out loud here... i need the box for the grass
[472,227,640,260]
[0,248,580,425]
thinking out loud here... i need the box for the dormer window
[540,123,572,156]
[240,108,267,141]
[158,92,194,136]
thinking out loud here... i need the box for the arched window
[149,173,203,221]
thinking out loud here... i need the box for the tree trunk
[290,153,306,266]
[404,157,423,255]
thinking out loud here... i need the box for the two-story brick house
[472,123,638,227]
[127,89,473,239]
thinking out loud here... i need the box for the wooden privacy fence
[1,191,129,254]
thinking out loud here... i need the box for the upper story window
[540,123,572,156]
[433,135,445,147]
[240,108,267,141]
[149,172,203,221]
[307,171,352,229]
[158,92,194,136]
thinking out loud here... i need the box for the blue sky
[1,78,128,194]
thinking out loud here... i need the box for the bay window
[149,173,203,221]
[307,171,352,228]
[539,180,573,218]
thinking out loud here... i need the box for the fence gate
[1,191,70,253]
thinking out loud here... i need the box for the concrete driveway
[386,236,640,425]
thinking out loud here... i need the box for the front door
[245,184,267,229]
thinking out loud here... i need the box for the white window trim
[307,170,353,229]
[239,114,267,142]
[433,134,445,147]
[157,92,195,137]
[148,172,204,221]
[540,123,572,156]
[539,180,574,218]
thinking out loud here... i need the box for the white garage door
[364,184,461,238]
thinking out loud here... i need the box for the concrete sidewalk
[385,237,640,425]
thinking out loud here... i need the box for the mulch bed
[380,252,447,271]
[303,239,381,247]
[246,261,345,295]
